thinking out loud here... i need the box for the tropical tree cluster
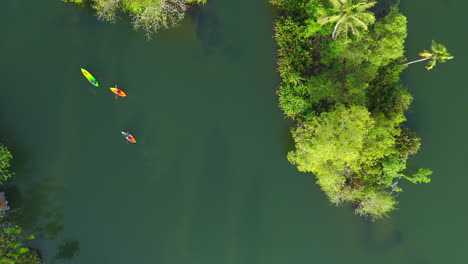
[63,0,207,38]
[271,0,449,219]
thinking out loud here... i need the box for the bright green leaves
[278,84,311,119]
[64,0,206,39]
[317,0,377,40]
[288,105,398,177]
[355,190,397,219]
[424,40,454,70]
[370,9,407,66]
[185,0,206,4]
[286,105,414,219]
[93,0,122,22]
[406,168,432,184]
[381,154,432,189]
[0,145,13,185]
[285,104,431,219]
[401,40,454,70]
[275,17,315,77]
[0,223,40,264]
[273,0,433,220]
[4,227,21,236]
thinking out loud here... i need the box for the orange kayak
[121,131,136,143]
[110,86,127,97]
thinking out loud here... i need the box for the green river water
[0,0,466,263]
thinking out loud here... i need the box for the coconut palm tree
[317,0,377,40]
[400,40,454,70]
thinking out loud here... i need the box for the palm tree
[317,0,377,40]
[400,40,454,70]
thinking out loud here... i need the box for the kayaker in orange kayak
[125,131,136,143]
[110,85,127,98]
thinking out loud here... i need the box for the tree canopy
[63,0,207,38]
[272,0,435,219]
[317,0,377,40]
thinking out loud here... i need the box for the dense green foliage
[63,0,206,38]
[0,222,40,264]
[316,0,376,40]
[272,0,432,219]
[0,146,13,185]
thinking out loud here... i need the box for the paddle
[126,131,132,144]
[113,85,119,100]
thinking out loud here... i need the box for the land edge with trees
[0,145,41,264]
[62,0,207,39]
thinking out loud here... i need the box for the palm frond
[418,50,433,58]
[330,0,348,9]
[425,59,436,70]
[317,15,341,25]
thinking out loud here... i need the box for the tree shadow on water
[3,158,64,241]
[0,142,64,241]
[13,178,64,240]
[188,2,224,56]
[52,240,80,263]
[359,218,404,253]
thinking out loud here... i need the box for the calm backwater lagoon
[0,0,466,263]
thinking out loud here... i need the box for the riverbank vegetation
[63,0,206,38]
[0,223,41,264]
[0,146,13,185]
[271,0,444,219]
[0,145,41,264]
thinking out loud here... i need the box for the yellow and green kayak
[81,68,99,87]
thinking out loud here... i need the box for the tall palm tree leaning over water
[400,40,454,70]
[317,0,377,40]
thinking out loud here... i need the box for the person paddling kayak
[121,131,136,144]
[110,85,127,98]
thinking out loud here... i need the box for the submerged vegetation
[271,0,451,219]
[63,0,207,38]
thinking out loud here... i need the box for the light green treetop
[317,0,377,40]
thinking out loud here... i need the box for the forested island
[63,0,206,38]
[271,0,452,219]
